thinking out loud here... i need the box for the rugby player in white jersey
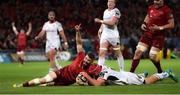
[78,66,178,86]
[35,11,68,72]
[95,0,124,71]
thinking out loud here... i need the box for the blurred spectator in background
[11,22,32,64]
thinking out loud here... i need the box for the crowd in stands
[0,0,179,58]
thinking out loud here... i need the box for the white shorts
[100,36,120,46]
[124,71,145,85]
[46,40,61,53]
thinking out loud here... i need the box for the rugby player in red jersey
[13,24,102,87]
[130,0,174,73]
[12,22,32,64]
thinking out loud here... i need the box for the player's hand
[141,23,148,31]
[94,18,102,23]
[63,42,69,50]
[80,72,88,78]
[12,22,15,26]
[34,36,39,40]
[75,24,81,32]
[28,22,32,27]
[149,24,163,31]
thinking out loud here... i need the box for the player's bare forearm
[76,31,82,45]
[60,30,67,42]
[26,22,32,36]
[12,22,18,35]
[60,30,69,49]
[160,18,174,30]
[143,15,149,23]
[95,18,117,26]
[35,30,45,40]
[75,24,84,52]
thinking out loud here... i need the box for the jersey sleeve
[113,8,121,18]
[72,51,85,65]
[57,22,63,32]
[98,70,108,80]
[42,22,47,31]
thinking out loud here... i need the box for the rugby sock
[117,54,124,71]
[98,57,105,66]
[55,62,62,70]
[153,72,169,79]
[49,68,56,73]
[18,57,24,64]
[130,59,140,72]
[152,61,163,73]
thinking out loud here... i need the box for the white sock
[55,62,62,70]
[49,68,56,73]
[55,54,62,70]
[98,57,105,66]
[153,72,169,79]
[117,54,124,71]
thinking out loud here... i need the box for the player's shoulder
[44,21,49,25]
[55,21,62,26]
[112,8,121,17]
[148,5,154,9]
[163,5,171,11]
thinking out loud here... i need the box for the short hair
[87,52,95,60]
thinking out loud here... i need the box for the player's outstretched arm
[26,22,32,36]
[11,22,18,35]
[75,24,84,53]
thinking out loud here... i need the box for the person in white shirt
[94,0,124,71]
[35,11,68,72]
[78,66,178,86]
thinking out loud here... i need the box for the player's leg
[150,37,165,73]
[54,50,62,69]
[149,47,163,73]
[47,49,58,72]
[98,39,109,66]
[17,51,24,64]
[144,69,178,84]
[13,72,57,87]
[130,42,148,72]
[113,45,124,71]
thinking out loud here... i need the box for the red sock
[152,61,163,73]
[130,59,140,72]
[18,57,24,64]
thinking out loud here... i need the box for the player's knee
[44,73,55,82]
[149,50,158,61]
[134,49,143,59]
[136,44,147,52]
[99,48,107,57]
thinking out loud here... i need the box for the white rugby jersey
[99,67,144,85]
[42,21,63,42]
[102,8,121,38]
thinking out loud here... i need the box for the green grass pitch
[0,59,180,94]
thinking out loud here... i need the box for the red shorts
[139,33,165,50]
[17,45,26,52]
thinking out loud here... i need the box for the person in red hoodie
[12,22,32,64]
